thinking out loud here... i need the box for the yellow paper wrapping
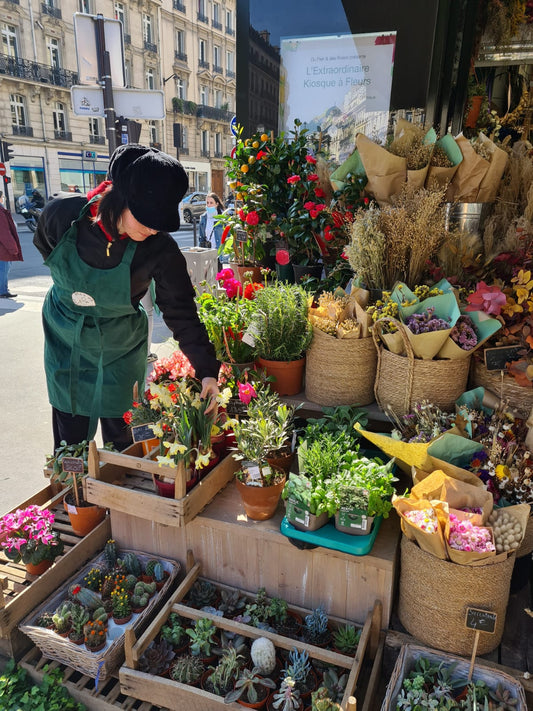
[355,424,432,474]
[404,326,453,360]
[381,330,406,355]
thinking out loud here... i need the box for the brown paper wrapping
[426,163,459,190]
[476,133,509,203]
[393,495,449,559]
[404,326,453,360]
[419,458,485,487]
[440,477,493,522]
[381,330,406,355]
[445,519,496,565]
[356,133,406,206]
[446,135,489,203]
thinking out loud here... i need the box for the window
[46,37,60,69]
[176,29,185,55]
[176,76,186,99]
[213,3,220,22]
[10,94,26,127]
[225,9,233,32]
[198,0,206,14]
[199,39,206,62]
[200,85,208,105]
[79,0,91,13]
[114,1,125,27]
[181,125,188,149]
[226,50,234,73]
[146,68,155,90]
[53,101,67,132]
[89,117,100,138]
[215,132,222,155]
[213,45,220,68]
[214,89,222,108]
[148,121,157,144]
[201,129,209,154]
[2,24,17,58]
[143,13,152,44]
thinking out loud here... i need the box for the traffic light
[1,141,14,162]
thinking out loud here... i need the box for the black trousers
[52,408,133,452]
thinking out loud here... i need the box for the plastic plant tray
[280,515,382,556]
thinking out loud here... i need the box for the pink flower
[465,281,507,316]
[305,155,317,164]
[238,381,257,404]
[307,173,319,182]
[276,249,290,266]
[287,175,301,185]
[224,278,243,299]
[245,211,259,226]
[216,268,234,283]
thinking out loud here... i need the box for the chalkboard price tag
[236,229,248,243]
[131,423,156,443]
[61,457,84,474]
[484,345,521,371]
[465,607,497,634]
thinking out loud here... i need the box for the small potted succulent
[187,579,218,609]
[138,638,176,677]
[224,666,277,707]
[186,618,218,661]
[68,604,90,645]
[217,588,247,618]
[131,581,155,613]
[83,619,107,653]
[320,669,348,705]
[202,647,245,696]
[310,686,343,710]
[161,613,188,651]
[301,606,331,647]
[170,654,205,686]
[331,624,360,656]
[110,588,132,624]
[270,676,303,711]
[282,648,317,702]
[52,602,72,637]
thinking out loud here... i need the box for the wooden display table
[109,480,400,629]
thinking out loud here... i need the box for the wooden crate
[85,441,239,528]
[0,485,111,659]
[109,480,400,627]
[119,554,381,711]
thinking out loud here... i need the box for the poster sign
[279,31,396,161]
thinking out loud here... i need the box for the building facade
[0,0,236,206]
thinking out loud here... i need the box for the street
[0,216,198,514]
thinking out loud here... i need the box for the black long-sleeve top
[33,193,219,381]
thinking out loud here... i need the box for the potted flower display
[248,282,313,395]
[83,619,107,653]
[0,504,64,575]
[47,440,112,536]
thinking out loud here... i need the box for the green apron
[43,200,147,435]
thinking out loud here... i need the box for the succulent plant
[92,606,108,624]
[188,579,217,608]
[100,574,117,600]
[272,676,302,711]
[489,683,519,710]
[161,613,186,647]
[213,630,248,658]
[123,574,138,592]
[245,587,272,627]
[321,669,348,703]
[304,606,329,642]
[251,637,276,675]
[144,559,161,577]
[186,617,217,657]
[268,596,288,625]
[52,603,72,633]
[283,648,311,687]
[134,580,156,597]
[103,539,118,569]
[138,639,176,675]
[83,567,104,591]
[332,624,360,654]
[36,611,54,628]
[70,604,90,635]
[205,647,244,695]
[224,667,277,705]
[122,552,142,577]
[169,654,205,684]
[217,588,246,617]
[131,592,149,609]
[311,686,342,711]
[83,619,107,648]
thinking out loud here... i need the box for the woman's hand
[200,377,219,415]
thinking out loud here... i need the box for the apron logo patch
[72,291,96,307]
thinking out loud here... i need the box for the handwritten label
[61,457,84,473]
[484,346,521,371]
[131,423,156,443]
[465,607,497,634]
[235,229,248,243]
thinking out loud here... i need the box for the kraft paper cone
[446,134,490,203]
[393,495,448,559]
[426,134,463,190]
[330,149,367,191]
[446,520,496,565]
[413,461,484,487]
[440,477,493,522]
[405,326,453,360]
[476,133,509,203]
[381,330,406,355]
[356,133,406,205]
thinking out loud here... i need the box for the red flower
[363,197,370,205]
[276,249,290,265]
[304,201,316,211]
[307,173,319,182]
[324,226,334,242]
[244,282,264,299]
[305,154,317,164]
[256,150,267,160]
[123,411,133,425]
[72,585,81,596]
[314,203,326,212]
[287,175,301,184]
[314,187,326,198]
[332,211,344,227]
[221,225,231,244]
[224,278,243,298]
[217,267,234,282]
[167,383,177,392]
[245,211,259,226]
[309,209,319,219]
[341,251,348,260]
[238,208,246,221]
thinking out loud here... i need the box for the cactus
[145,559,161,577]
[69,584,102,611]
[311,687,342,711]
[84,619,107,649]
[131,592,149,609]
[251,637,276,675]
[134,580,156,597]
[103,539,118,569]
[122,552,142,577]
[152,562,165,582]
[70,604,90,635]
[52,603,72,633]
[36,611,54,628]
[92,606,108,624]
[101,574,117,600]
[83,567,104,592]
[170,655,205,685]
[283,648,311,687]
[205,647,244,695]
[123,574,138,592]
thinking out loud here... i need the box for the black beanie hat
[108,144,189,232]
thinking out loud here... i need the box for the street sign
[84,150,96,160]
[230,115,238,136]
[0,163,5,177]
[230,146,236,159]
[73,13,125,87]
[71,86,165,119]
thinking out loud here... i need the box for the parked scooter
[17,190,44,232]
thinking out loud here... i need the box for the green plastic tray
[280,515,382,556]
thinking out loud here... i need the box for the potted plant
[83,619,107,653]
[282,649,318,701]
[310,686,343,710]
[170,654,205,686]
[68,604,90,645]
[203,647,245,696]
[331,625,360,656]
[122,387,162,455]
[161,612,188,651]
[224,666,277,708]
[138,639,176,676]
[52,602,72,637]
[328,451,397,536]
[187,578,218,608]
[302,606,331,647]
[186,617,218,661]
[270,676,303,711]
[0,504,64,575]
[47,440,111,536]
[110,588,133,624]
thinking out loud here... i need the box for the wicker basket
[20,550,179,681]
[516,510,533,558]
[398,536,515,655]
[380,643,528,711]
[470,359,533,419]
[373,318,470,416]
[305,327,377,406]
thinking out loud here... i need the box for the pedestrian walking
[33,144,220,451]
[198,191,224,249]
[0,191,23,299]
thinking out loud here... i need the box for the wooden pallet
[119,552,382,711]
[0,485,111,659]
[85,442,239,528]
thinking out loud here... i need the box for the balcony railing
[197,104,232,121]
[42,3,62,19]
[0,53,78,88]
[172,0,185,11]
[197,12,208,23]
[226,69,235,79]
[123,33,131,45]
[54,130,72,141]
[89,135,105,145]
[213,65,223,74]
[198,59,210,70]
[174,51,187,62]
[212,20,222,30]
[144,41,157,53]
[214,151,223,158]
[12,125,33,137]
[225,26,235,36]
[6,0,20,5]
[200,149,210,158]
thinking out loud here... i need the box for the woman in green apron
[34,144,220,451]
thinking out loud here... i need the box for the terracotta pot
[25,559,53,576]
[63,497,106,536]
[198,451,220,479]
[113,613,133,625]
[131,605,148,614]
[235,475,286,521]
[86,640,106,653]
[266,449,294,476]
[237,684,270,709]
[230,262,263,284]
[464,95,483,129]
[266,692,303,711]
[141,437,160,456]
[256,356,305,396]
[68,632,85,645]
[57,629,71,638]
[210,431,227,459]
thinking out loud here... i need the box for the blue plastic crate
[280,515,382,556]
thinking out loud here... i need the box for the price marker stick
[468,630,480,681]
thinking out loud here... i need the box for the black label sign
[236,229,248,243]
[465,607,497,634]
[61,457,84,474]
[484,345,521,371]
[131,423,156,443]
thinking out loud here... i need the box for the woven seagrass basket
[380,643,528,711]
[470,358,533,419]
[305,327,377,406]
[516,510,533,558]
[373,318,470,416]
[398,536,515,655]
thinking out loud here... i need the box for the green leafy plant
[161,612,186,647]
[244,587,272,627]
[328,451,397,518]
[47,440,115,507]
[0,659,86,711]
[332,624,360,655]
[224,667,277,704]
[205,647,244,695]
[186,617,217,657]
[321,668,348,702]
[304,405,368,446]
[312,686,343,710]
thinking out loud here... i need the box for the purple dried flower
[405,306,450,334]
[450,315,478,351]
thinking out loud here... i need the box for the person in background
[33,144,220,451]
[198,192,224,249]
[0,190,23,299]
